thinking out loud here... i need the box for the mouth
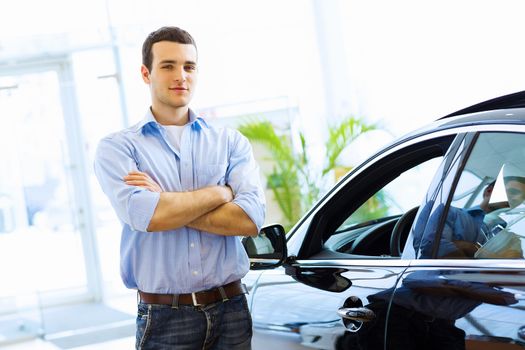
[170,87,188,91]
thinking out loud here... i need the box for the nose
[173,66,187,83]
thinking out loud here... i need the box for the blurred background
[0,0,524,348]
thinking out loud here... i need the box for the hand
[124,171,162,193]
[454,240,480,257]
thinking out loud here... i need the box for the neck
[151,104,190,126]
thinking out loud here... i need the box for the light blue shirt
[94,109,265,294]
[414,203,488,258]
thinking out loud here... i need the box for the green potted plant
[239,116,377,231]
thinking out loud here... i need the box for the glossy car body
[244,91,525,350]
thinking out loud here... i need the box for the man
[415,181,495,258]
[94,26,265,350]
[502,175,525,209]
[475,171,525,258]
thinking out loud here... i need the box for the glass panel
[72,49,129,296]
[437,133,525,259]
[0,70,89,341]
[325,156,443,256]
[407,134,472,259]
[337,157,443,230]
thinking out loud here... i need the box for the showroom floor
[4,336,134,350]
[0,294,137,350]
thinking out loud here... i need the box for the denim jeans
[136,294,252,350]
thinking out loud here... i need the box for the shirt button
[192,270,199,276]
[190,243,195,248]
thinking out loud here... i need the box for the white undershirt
[163,125,185,153]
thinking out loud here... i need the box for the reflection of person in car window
[414,181,497,258]
[502,176,525,208]
[415,166,524,259]
[474,168,525,258]
[482,177,522,231]
[433,181,495,258]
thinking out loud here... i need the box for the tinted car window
[336,157,442,230]
[323,157,443,257]
[419,132,525,259]
[404,134,471,259]
[297,135,455,259]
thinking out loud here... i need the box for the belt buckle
[191,292,202,307]
[218,286,229,302]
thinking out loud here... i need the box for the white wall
[338,0,525,137]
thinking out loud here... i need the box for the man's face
[141,41,198,112]
[505,180,525,208]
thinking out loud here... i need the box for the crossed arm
[124,171,258,236]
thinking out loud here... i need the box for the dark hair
[142,26,197,71]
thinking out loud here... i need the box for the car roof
[398,91,525,142]
[400,91,525,190]
[442,90,525,119]
[364,91,525,182]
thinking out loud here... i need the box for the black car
[243,91,525,350]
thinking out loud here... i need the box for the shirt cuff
[128,189,161,232]
[233,195,265,233]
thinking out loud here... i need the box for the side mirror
[242,224,287,270]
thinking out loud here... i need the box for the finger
[126,182,156,192]
[125,179,162,192]
[129,184,161,193]
[125,171,147,177]
[126,171,149,178]
[124,174,149,181]
[125,180,151,186]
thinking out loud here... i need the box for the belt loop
[218,286,229,302]
[171,294,180,309]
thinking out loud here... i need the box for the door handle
[337,307,376,322]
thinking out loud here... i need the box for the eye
[184,65,196,72]
[161,64,173,70]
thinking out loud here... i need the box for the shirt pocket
[197,163,228,187]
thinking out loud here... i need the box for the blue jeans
[136,294,252,350]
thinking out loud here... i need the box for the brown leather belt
[138,280,246,307]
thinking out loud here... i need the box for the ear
[141,65,151,84]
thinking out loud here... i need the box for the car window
[337,157,443,229]
[324,157,443,256]
[420,132,525,259]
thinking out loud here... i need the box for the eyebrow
[158,59,197,66]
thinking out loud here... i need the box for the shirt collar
[134,108,209,133]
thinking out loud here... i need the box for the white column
[311,0,355,125]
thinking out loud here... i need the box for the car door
[248,131,461,350]
[395,127,525,350]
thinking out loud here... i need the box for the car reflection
[343,269,524,349]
